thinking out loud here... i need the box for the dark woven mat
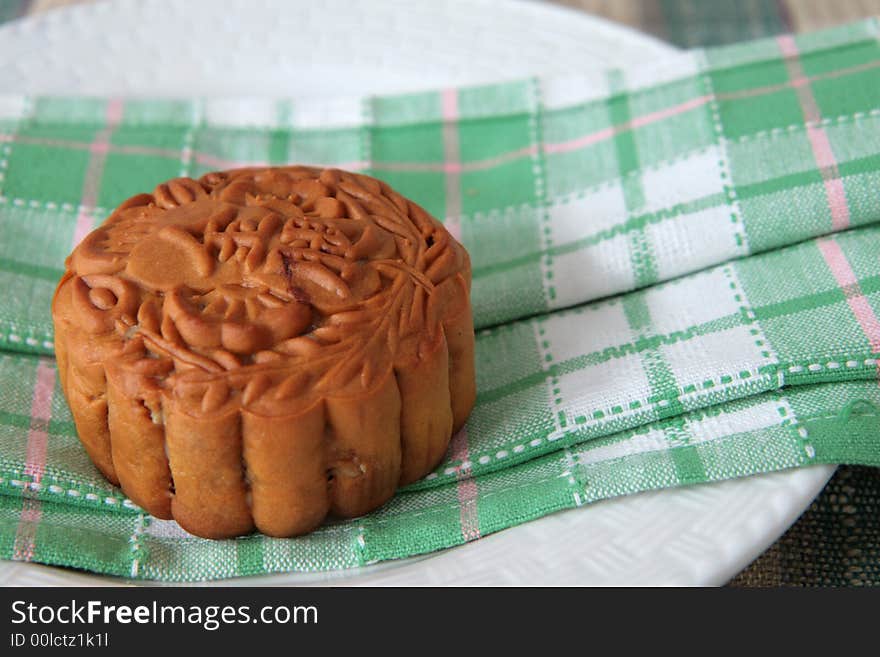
[730,466,880,586]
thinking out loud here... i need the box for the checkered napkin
[1,21,879,581]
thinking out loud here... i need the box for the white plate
[0,0,833,586]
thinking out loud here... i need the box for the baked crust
[51,166,475,539]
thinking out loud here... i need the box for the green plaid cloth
[1,21,879,580]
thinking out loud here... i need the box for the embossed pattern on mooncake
[52,166,475,539]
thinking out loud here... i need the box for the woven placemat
[731,466,880,586]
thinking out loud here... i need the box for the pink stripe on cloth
[449,428,480,541]
[811,131,851,231]
[543,126,616,155]
[12,498,42,562]
[441,87,458,123]
[818,239,880,355]
[13,359,57,562]
[442,88,463,241]
[544,95,711,155]
[541,56,880,158]
[629,94,712,129]
[778,35,851,231]
[721,57,880,101]
[22,359,56,483]
[104,98,124,125]
[71,99,125,248]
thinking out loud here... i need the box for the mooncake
[52,166,475,539]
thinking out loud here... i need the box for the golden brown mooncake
[51,166,475,539]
